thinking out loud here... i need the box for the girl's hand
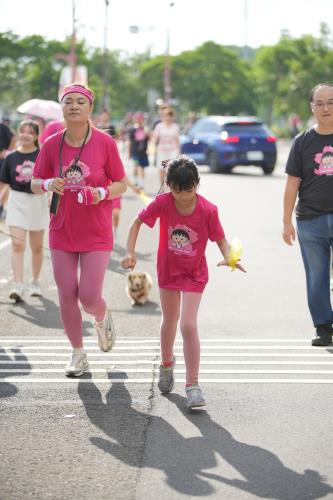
[121,254,137,270]
[217,258,247,273]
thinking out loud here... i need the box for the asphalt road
[1,140,333,500]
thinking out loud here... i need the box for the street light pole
[70,0,77,82]
[163,2,174,104]
[102,0,110,110]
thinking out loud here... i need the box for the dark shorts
[131,153,149,168]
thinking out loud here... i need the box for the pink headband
[60,85,94,104]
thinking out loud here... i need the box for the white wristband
[97,187,107,200]
[43,178,54,191]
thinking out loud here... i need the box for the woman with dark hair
[31,83,127,377]
[0,120,48,301]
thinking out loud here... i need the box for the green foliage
[1,25,333,131]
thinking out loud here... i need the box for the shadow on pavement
[0,347,31,398]
[7,297,92,336]
[166,393,333,499]
[77,376,333,499]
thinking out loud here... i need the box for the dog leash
[0,228,50,251]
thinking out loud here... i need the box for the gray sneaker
[186,384,206,409]
[95,309,116,352]
[65,350,89,377]
[9,283,25,303]
[158,357,176,394]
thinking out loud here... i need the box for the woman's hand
[121,254,137,270]
[217,258,246,273]
[90,187,110,205]
[49,177,65,195]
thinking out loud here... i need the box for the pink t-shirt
[40,121,65,145]
[33,127,125,252]
[138,192,225,292]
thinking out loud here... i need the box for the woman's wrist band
[97,187,108,200]
[42,179,54,192]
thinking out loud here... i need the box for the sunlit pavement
[1,139,333,499]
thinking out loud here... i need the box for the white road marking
[0,239,11,251]
[0,337,315,343]
[1,337,333,384]
[1,368,333,374]
[3,378,333,384]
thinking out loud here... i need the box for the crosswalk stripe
[1,345,331,350]
[1,368,333,374]
[3,378,333,384]
[0,338,315,343]
[1,360,333,365]
[2,352,333,357]
[1,336,333,384]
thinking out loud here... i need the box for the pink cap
[60,84,94,104]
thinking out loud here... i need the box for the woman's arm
[31,177,64,195]
[121,217,143,269]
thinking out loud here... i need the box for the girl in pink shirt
[121,154,245,409]
[32,84,127,377]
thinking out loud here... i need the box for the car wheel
[262,163,275,175]
[207,151,222,173]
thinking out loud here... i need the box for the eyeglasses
[312,100,333,108]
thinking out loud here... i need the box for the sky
[1,0,333,56]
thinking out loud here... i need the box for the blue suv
[181,115,277,174]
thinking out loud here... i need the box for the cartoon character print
[168,224,198,256]
[15,160,34,183]
[62,159,91,189]
[314,146,333,176]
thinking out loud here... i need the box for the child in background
[121,154,246,408]
[128,112,150,190]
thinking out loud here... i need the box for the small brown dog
[127,271,152,306]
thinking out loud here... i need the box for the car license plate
[247,151,264,161]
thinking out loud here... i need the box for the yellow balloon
[228,238,242,271]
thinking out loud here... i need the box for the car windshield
[223,123,265,134]
[189,121,222,134]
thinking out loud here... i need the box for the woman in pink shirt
[31,83,127,377]
[121,155,245,409]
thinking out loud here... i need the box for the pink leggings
[50,250,110,348]
[159,288,202,386]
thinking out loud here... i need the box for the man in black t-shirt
[283,82,333,346]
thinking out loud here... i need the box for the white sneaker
[95,309,116,352]
[9,283,25,303]
[185,384,206,409]
[65,350,89,377]
[29,280,43,297]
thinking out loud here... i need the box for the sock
[73,347,84,354]
[162,360,173,368]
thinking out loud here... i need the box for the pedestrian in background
[31,83,127,377]
[128,112,150,190]
[0,119,16,218]
[0,120,48,301]
[152,107,181,189]
[121,154,245,408]
[283,82,333,346]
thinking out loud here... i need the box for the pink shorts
[111,196,121,210]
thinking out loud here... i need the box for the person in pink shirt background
[39,120,65,145]
[121,154,246,409]
[31,83,127,377]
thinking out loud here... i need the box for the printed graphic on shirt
[15,160,34,183]
[168,224,198,256]
[62,160,91,189]
[134,128,146,141]
[314,146,333,176]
